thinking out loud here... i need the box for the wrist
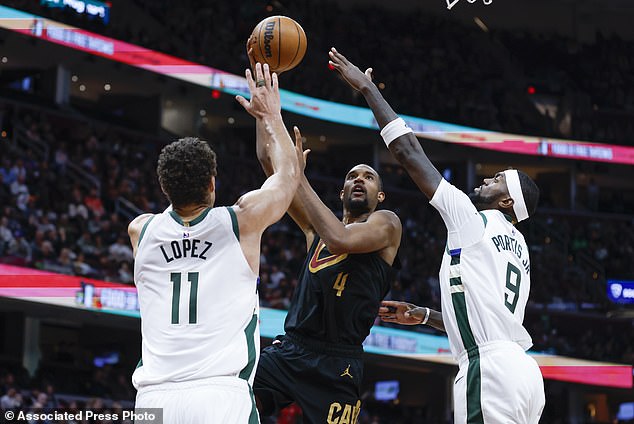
[359,82,378,96]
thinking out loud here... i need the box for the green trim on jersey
[450,277,462,286]
[239,313,258,381]
[503,213,514,224]
[168,207,212,227]
[226,207,240,240]
[451,286,477,350]
[137,215,155,247]
[135,358,143,369]
[248,386,259,424]
[168,210,184,225]
[478,212,488,227]
[189,207,212,226]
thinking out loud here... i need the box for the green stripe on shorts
[451,277,484,423]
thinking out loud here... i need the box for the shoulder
[371,209,401,226]
[369,210,402,236]
[128,213,155,237]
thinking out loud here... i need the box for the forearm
[360,84,442,199]
[256,120,274,177]
[412,306,445,332]
[261,115,297,177]
[426,309,445,333]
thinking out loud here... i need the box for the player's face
[468,171,510,210]
[340,165,384,214]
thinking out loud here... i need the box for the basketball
[248,16,307,74]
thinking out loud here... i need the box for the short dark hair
[157,137,217,208]
[518,170,539,217]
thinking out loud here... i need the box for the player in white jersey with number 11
[128,63,301,423]
[329,48,545,423]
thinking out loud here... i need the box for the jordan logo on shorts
[340,365,353,379]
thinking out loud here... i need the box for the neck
[173,203,211,221]
[342,209,372,225]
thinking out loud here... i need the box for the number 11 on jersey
[170,272,199,324]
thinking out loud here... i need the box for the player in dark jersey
[253,125,402,423]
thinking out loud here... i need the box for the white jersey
[430,179,532,360]
[132,206,260,389]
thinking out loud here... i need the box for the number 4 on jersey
[333,272,349,297]
[170,272,199,324]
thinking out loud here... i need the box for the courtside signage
[607,280,634,304]
[40,0,110,24]
[1,5,634,165]
[0,264,631,388]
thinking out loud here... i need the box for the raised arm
[329,48,442,200]
[234,63,300,239]
[296,175,401,258]
[379,300,445,333]
[256,120,316,249]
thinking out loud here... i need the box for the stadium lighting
[104,83,111,91]
[79,84,86,92]
[227,117,235,124]
[1,56,7,63]
[71,75,79,82]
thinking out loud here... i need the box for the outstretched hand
[378,300,426,325]
[328,47,374,92]
[292,126,310,174]
[236,63,281,120]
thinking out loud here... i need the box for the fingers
[293,126,303,149]
[272,72,279,91]
[365,68,373,80]
[235,95,249,110]
[263,63,272,88]
[330,47,348,64]
[245,69,255,93]
[303,149,311,161]
[381,300,401,308]
[254,62,264,83]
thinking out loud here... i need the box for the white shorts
[135,376,259,424]
[454,341,545,424]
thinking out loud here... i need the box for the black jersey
[284,235,395,346]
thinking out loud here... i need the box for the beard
[346,197,370,214]
[468,191,497,210]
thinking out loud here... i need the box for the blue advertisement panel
[607,280,634,304]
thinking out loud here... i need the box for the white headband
[504,170,529,222]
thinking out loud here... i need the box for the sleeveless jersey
[430,179,532,360]
[284,235,395,346]
[132,207,260,388]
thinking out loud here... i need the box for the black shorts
[254,332,364,424]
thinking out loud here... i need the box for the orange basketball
[249,16,307,74]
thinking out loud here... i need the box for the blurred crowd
[0,101,632,367]
[7,0,634,145]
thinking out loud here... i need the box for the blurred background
[0,0,632,423]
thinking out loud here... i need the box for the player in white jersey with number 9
[128,63,300,423]
[329,48,545,424]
